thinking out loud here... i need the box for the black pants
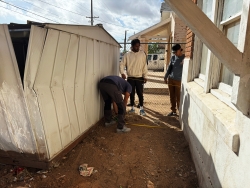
[127,77,144,107]
[99,81,125,129]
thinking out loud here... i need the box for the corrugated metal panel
[0,25,36,155]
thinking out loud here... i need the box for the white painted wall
[173,0,250,186]
[180,58,250,188]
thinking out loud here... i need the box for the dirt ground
[0,94,198,188]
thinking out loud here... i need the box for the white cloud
[0,0,164,42]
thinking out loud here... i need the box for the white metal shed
[0,23,120,168]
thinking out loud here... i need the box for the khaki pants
[168,78,181,113]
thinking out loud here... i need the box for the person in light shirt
[119,39,148,116]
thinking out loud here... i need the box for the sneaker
[128,109,135,113]
[117,126,131,133]
[105,120,116,127]
[140,109,146,116]
[167,111,177,116]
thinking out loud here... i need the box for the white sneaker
[140,109,146,116]
[116,126,131,133]
[128,109,135,114]
[105,120,116,127]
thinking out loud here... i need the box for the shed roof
[44,23,121,47]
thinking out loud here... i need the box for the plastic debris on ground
[78,164,94,177]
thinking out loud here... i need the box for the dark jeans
[127,77,144,107]
[168,78,181,113]
[99,81,125,129]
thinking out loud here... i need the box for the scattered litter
[2,167,33,183]
[29,177,34,181]
[63,157,67,160]
[147,180,155,188]
[57,175,65,179]
[53,162,60,168]
[42,175,47,179]
[93,170,98,174]
[13,167,24,175]
[79,164,94,177]
[37,170,48,174]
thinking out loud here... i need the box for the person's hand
[144,78,147,83]
[123,92,130,107]
[121,74,126,79]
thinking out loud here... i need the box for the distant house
[166,0,250,187]
[128,2,187,68]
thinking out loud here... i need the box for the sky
[0,0,164,42]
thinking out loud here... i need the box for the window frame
[153,55,158,60]
[217,1,242,96]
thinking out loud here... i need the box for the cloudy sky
[0,0,164,42]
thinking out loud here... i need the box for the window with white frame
[219,0,243,89]
[199,0,213,80]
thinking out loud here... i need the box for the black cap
[172,44,182,53]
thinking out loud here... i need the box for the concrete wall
[180,58,250,188]
[175,0,250,186]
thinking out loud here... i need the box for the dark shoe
[127,103,132,106]
[167,111,177,116]
[137,104,140,108]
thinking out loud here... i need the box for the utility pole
[86,0,99,26]
[124,30,128,53]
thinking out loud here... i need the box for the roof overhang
[128,17,171,41]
